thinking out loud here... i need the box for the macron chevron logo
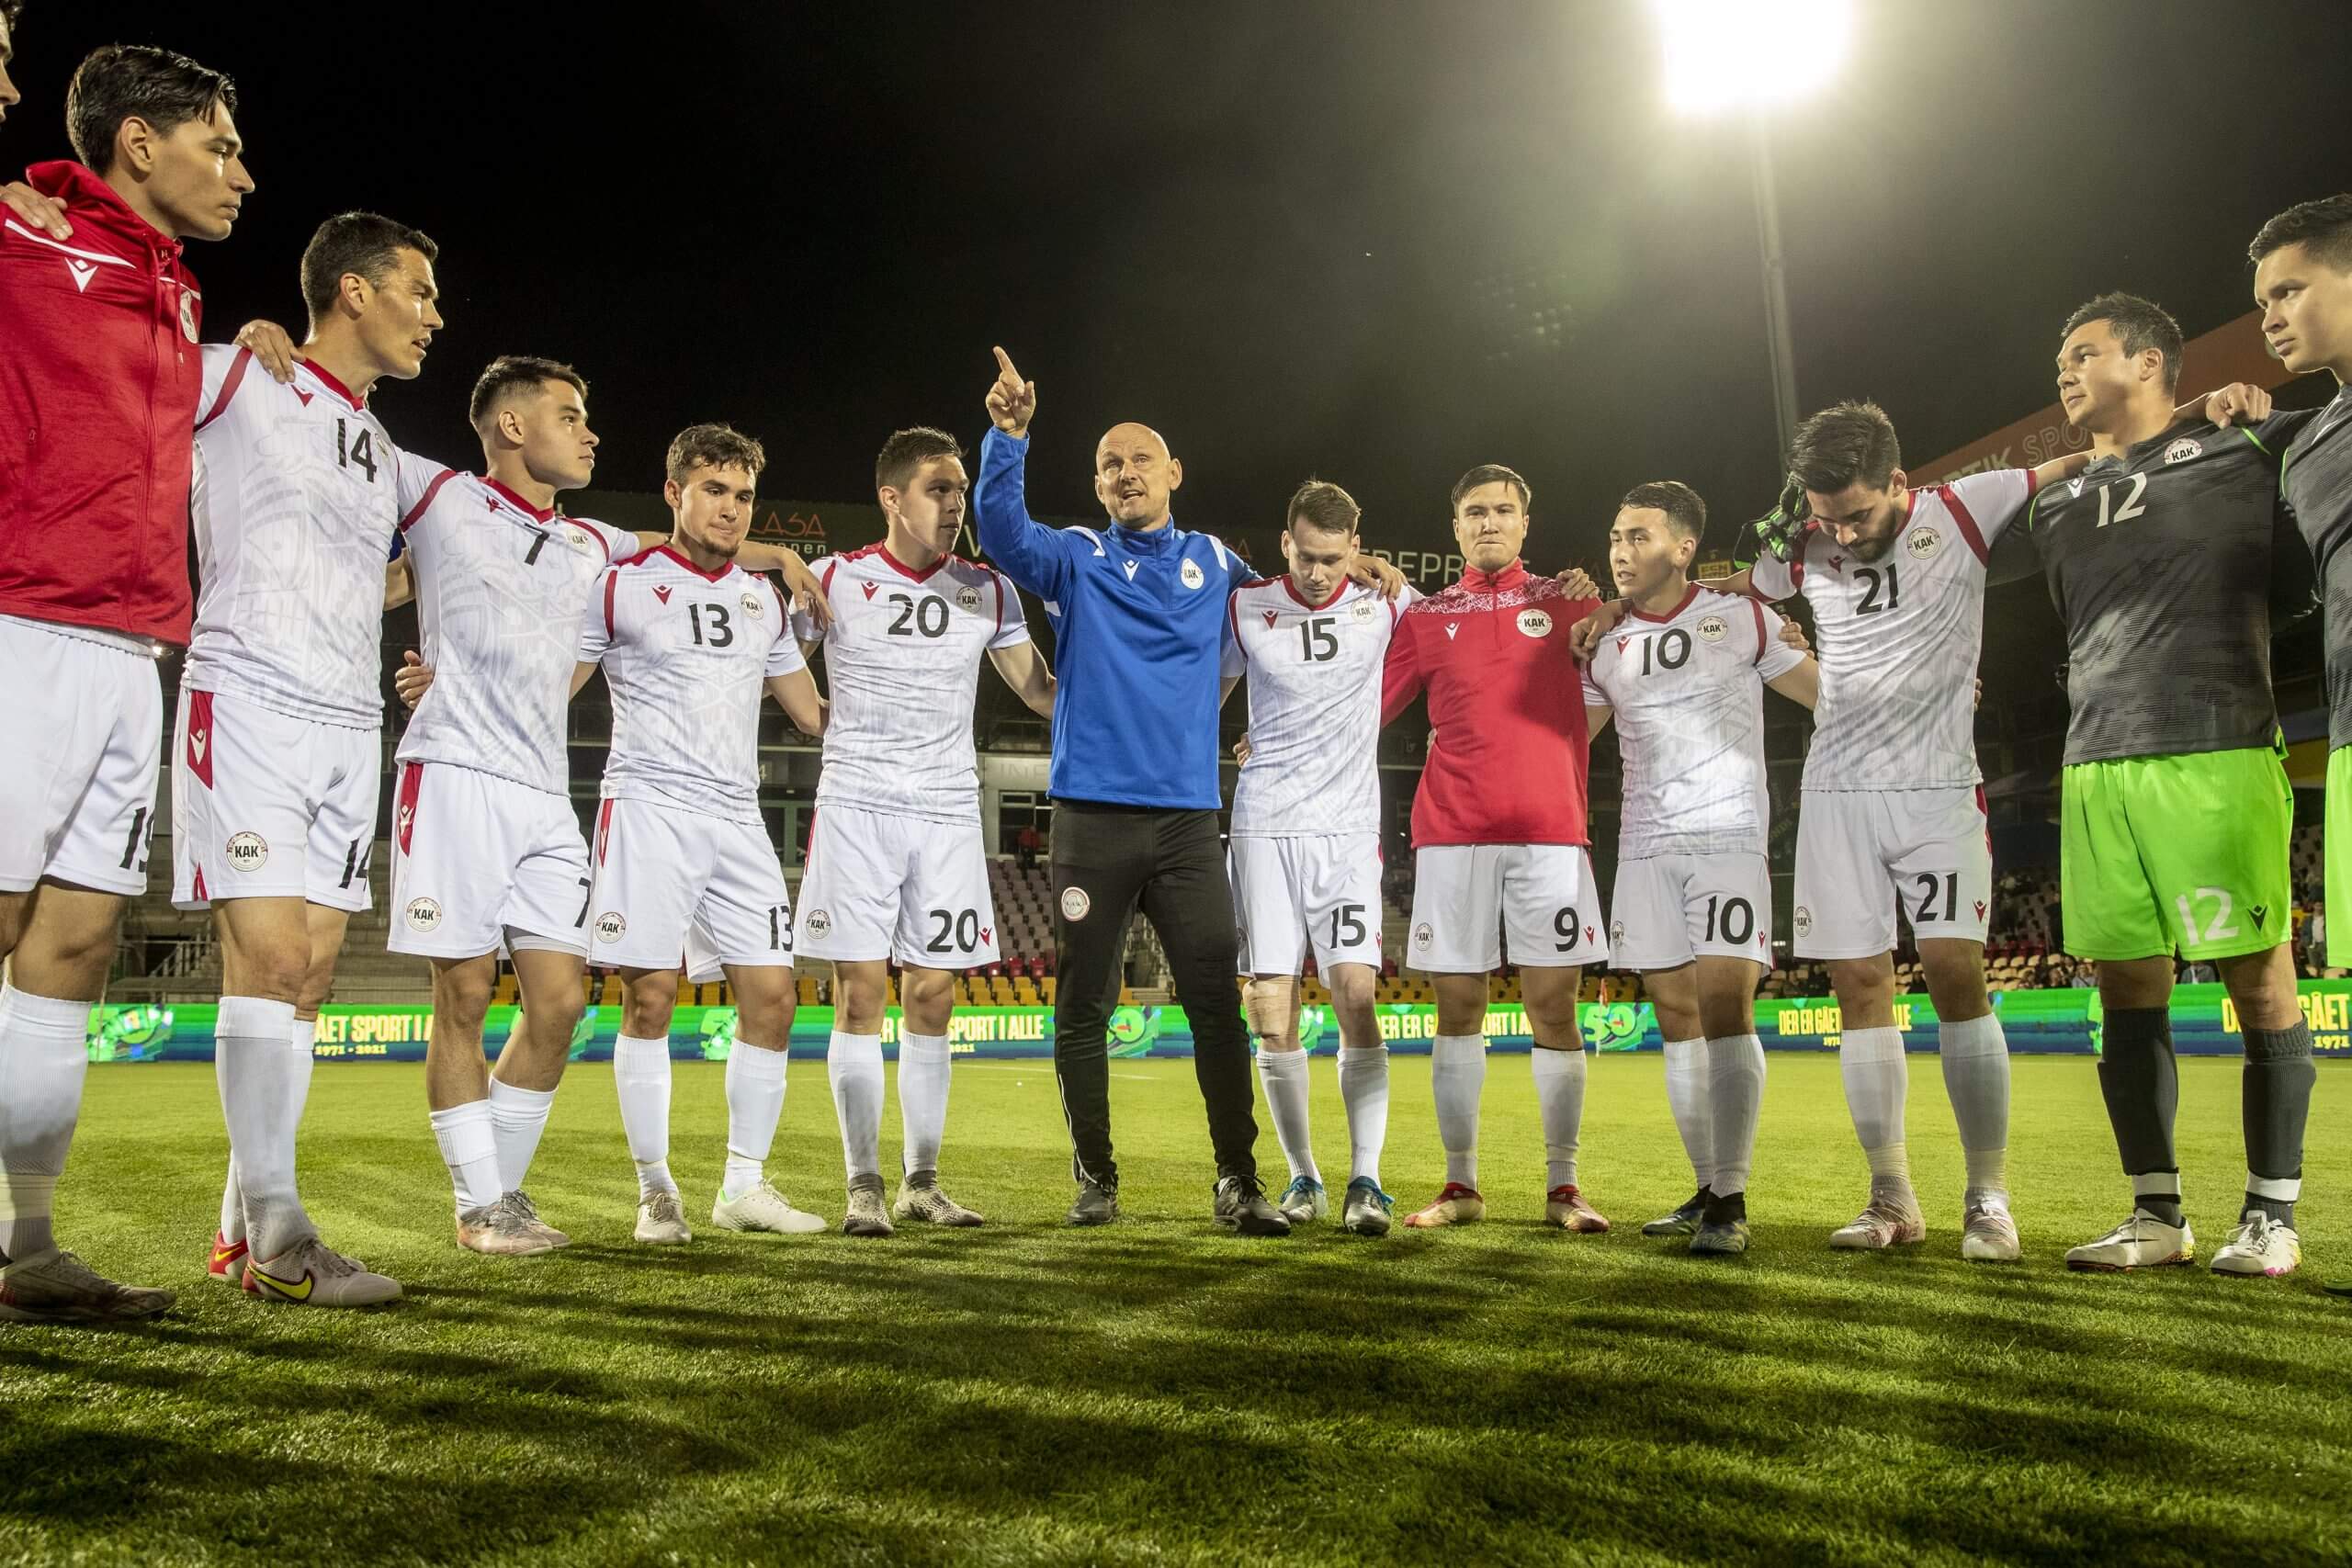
[1444,622,1459,640]
[1123,560,1139,581]
[863,581,877,600]
[1261,611,1278,628]
[653,584,673,604]
[65,257,98,292]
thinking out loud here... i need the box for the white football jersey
[791,546,1030,825]
[1221,578,1410,838]
[579,546,806,826]
[1581,585,1804,860]
[394,468,638,795]
[185,347,404,728]
[1748,468,2034,791]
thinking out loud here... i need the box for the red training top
[0,161,207,644]
[1380,560,1599,848]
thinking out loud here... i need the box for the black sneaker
[1640,1188,1713,1237]
[1691,1190,1750,1257]
[1067,1178,1120,1226]
[1213,1174,1292,1236]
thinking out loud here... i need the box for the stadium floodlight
[1654,0,1856,116]
[1652,0,1854,451]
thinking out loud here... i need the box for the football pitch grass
[4,1055,2347,1567]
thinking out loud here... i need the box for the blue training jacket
[972,426,1253,809]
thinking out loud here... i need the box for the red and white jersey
[579,546,806,826]
[1381,561,1600,848]
[1580,585,1804,860]
[183,348,404,728]
[1748,468,2034,792]
[1222,577,1411,838]
[791,546,1029,825]
[394,468,638,795]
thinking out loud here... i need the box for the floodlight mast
[1655,0,1855,456]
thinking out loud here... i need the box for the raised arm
[971,348,1076,601]
[737,541,833,633]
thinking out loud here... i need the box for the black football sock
[2242,1021,2315,1228]
[2097,1009,2182,1226]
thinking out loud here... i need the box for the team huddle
[2,33,2349,1324]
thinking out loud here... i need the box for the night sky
[12,0,2350,709]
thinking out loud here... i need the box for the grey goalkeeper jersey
[2020,412,2315,766]
[2282,384,2352,750]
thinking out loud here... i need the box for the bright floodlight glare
[1656,0,1855,114]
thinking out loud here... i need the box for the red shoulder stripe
[398,467,459,534]
[1747,598,1768,665]
[603,569,619,641]
[1941,485,1990,566]
[195,347,253,434]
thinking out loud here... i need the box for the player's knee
[434,966,495,1030]
[1652,998,1702,1043]
[1697,995,1751,1041]
[1243,978,1295,1041]
[900,970,955,1032]
[6,895,124,998]
[620,970,679,1033]
[734,972,795,1043]
[1328,965,1375,1014]
[1826,958,1894,1009]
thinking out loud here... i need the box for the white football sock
[1661,1036,1713,1192]
[487,1077,556,1192]
[1939,1011,2011,1195]
[429,1100,503,1214]
[1838,1024,1911,1191]
[897,1032,952,1178]
[217,1156,243,1244]
[1530,1044,1588,1190]
[725,1039,790,1199]
[1704,1032,1767,1199]
[825,1031,882,1186]
[0,984,90,1261]
[1336,1043,1389,1186]
[1255,1047,1319,1186]
[217,995,309,1259]
[287,1020,315,1189]
[612,1032,675,1198]
[1430,1033,1486,1190]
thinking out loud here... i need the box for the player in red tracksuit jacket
[1378,464,1611,1235]
[0,44,251,1325]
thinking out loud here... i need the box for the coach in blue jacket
[973,347,1395,1235]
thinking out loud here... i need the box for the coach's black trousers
[1049,801,1259,1187]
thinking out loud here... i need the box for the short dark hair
[666,423,765,485]
[2061,291,2183,394]
[469,355,587,431]
[1451,463,1531,514]
[1620,480,1707,541]
[300,211,438,326]
[1286,479,1361,536]
[66,43,238,175]
[876,426,963,494]
[0,2,22,35]
[1790,401,1903,494]
[2250,195,2352,274]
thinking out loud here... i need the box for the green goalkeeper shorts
[2059,743,2292,963]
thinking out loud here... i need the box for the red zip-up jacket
[0,161,206,645]
[1380,559,1600,848]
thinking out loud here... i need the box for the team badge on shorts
[805,909,832,940]
[741,592,764,615]
[594,911,628,943]
[405,897,443,933]
[1611,919,1625,946]
[1180,559,1205,591]
[1060,886,1091,920]
[957,584,982,612]
[1696,613,1728,642]
[225,831,269,873]
[1905,526,1941,559]
[1793,906,1813,939]
[1413,921,1433,949]
[1516,609,1552,638]
[2164,437,2202,465]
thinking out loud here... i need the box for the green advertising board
[78,983,2352,1063]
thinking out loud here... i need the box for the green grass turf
[3,1055,2348,1567]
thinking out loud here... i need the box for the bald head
[1094,422,1183,531]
